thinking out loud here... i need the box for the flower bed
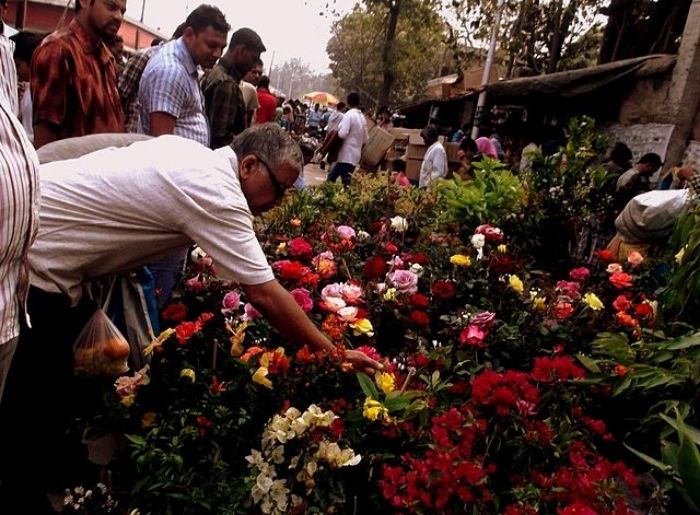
[68,166,699,514]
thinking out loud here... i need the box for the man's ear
[238,154,258,182]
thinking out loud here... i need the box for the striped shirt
[138,38,209,146]
[119,45,161,133]
[0,33,17,116]
[0,34,40,345]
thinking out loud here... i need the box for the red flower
[295,345,315,363]
[196,415,214,437]
[197,312,214,325]
[569,267,591,282]
[410,293,430,309]
[489,255,516,274]
[210,375,225,394]
[411,252,429,265]
[175,320,202,344]
[553,301,574,321]
[363,256,387,281]
[531,356,585,382]
[597,249,615,262]
[614,364,629,376]
[288,237,313,260]
[431,280,455,301]
[355,345,382,361]
[634,302,654,318]
[612,295,632,312]
[386,242,398,254]
[616,311,638,328]
[162,302,187,322]
[410,310,430,326]
[559,502,599,515]
[272,260,307,280]
[459,325,486,348]
[609,271,633,289]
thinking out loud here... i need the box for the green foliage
[664,202,700,321]
[437,158,525,228]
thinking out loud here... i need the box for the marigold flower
[508,274,524,294]
[450,254,471,267]
[582,292,604,311]
[377,372,396,394]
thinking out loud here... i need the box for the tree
[268,58,337,101]
[326,1,449,108]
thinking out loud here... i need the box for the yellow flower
[383,288,397,302]
[582,292,604,311]
[120,394,135,407]
[362,397,388,421]
[180,368,196,383]
[229,321,249,357]
[450,254,471,267]
[497,244,507,254]
[144,328,176,356]
[350,318,374,337]
[675,246,686,264]
[377,372,396,394]
[508,274,524,294]
[533,296,547,310]
[252,366,273,389]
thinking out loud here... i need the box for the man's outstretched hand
[342,349,383,376]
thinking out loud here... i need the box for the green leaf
[356,372,379,400]
[612,375,633,396]
[665,332,700,350]
[677,417,700,507]
[384,396,410,413]
[624,443,673,473]
[575,353,601,373]
[125,433,147,447]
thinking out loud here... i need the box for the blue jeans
[327,162,356,187]
[148,248,188,310]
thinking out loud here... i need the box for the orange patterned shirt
[31,20,124,140]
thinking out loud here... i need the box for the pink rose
[185,277,207,292]
[387,269,418,294]
[290,288,313,312]
[221,290,242,316]
[556,280,580,300]
[606,263,623,274]
[337,306,359,322]
[569,267,590,282]
[459,325,486,347]
[341,283,363,305]
[336,225,356,240]
[242,302,261,321]
[321,283,344,299]
[627,251,644,267]
[470,311,496,330]
[553,301,574,321]
[319,296,346,313]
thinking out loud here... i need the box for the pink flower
[185,277,207,292]
[221,290,242,316]
[470,311,496,330]
[627,251,644,267]
[312,251,337,279]
[321,283,344,299]
[290,288,313,312]
[387,269,418,294]
[341,283,364,304]
[553,301,574,321]
[606,263,623,274]
[475,224,504,242]
[556,280,580,300]
[242,302,262,321]
[336,225,356,240]
[569,267,590,282]
[459,325,486,347]
[337,306,359,322]
[609,271,633,289]
[319,296,346,313]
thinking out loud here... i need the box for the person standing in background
[10,31,43,142]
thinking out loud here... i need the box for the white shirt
[337,108,368,166]
[419,141,448,188]
[18,83,33,143]
[327,110,344,132]
[29,136,274,305]
[240,80,259,112]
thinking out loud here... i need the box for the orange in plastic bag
[73,309,130,376]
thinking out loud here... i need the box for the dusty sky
[126,0,357,73]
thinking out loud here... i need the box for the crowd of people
[0,2,379,512]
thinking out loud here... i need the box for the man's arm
[31,40,68,148]
[243,280,381,374]
[33,123,59,149]
[148,112,177,136]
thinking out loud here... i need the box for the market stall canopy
[487,54,676,101]
[303,91,340,106]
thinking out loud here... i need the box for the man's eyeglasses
[255,154,287,198]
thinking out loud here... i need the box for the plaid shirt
[31,20,124,139]
[201,61,246,149]
[119,45,160,133]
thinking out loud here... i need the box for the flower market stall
[63,120,700,515]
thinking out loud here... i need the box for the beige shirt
[29,136,274,305]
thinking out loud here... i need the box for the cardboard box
[406,158,422,182]
[445,142,461,163]
[361,126,395,168]
[405,143,426,160]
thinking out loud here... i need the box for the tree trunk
[598,0,630,63]
[547,0,577,74]
[506,0,530,78]
[377,0,402,109]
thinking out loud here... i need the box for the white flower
[356,230,371,242]
[410,263,424,277]
[471,233,486,259]
[190,246,207,261]
[390,216,408,232]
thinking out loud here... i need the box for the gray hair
[231,123,303,177]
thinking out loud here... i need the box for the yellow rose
[497,244,507,254]
[180,368,196,383]
[362,397,388,421]
[350,318,374,337]
[582,292,604,311]
[229,321,249,357]
[508,274,524,294]
[383,288,397,302]
[120,394,135,407]
[450,254,471,267]
[376,372,396,394]
[533,296,547,310]
[252,366,273,389]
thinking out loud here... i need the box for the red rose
[609,271,633,289]
[411,253,429,266]
[553,301,574,321]
[431,280,455,301]
[363,256,387,280]
[273,260,307,280]
[410,293,430,309]
[197,312,215,325]
[288,237,314,260]
[612,294,632,312]
[410,310,430,326]
[634,302,654,318]
[489,255,516,274]
[386,242,398,254]
[597,249,615,262]
[162,302,187,322]
[175,320,202,344]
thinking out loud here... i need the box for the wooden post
[15,0,28,30]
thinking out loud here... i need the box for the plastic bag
[73,309,130,376]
